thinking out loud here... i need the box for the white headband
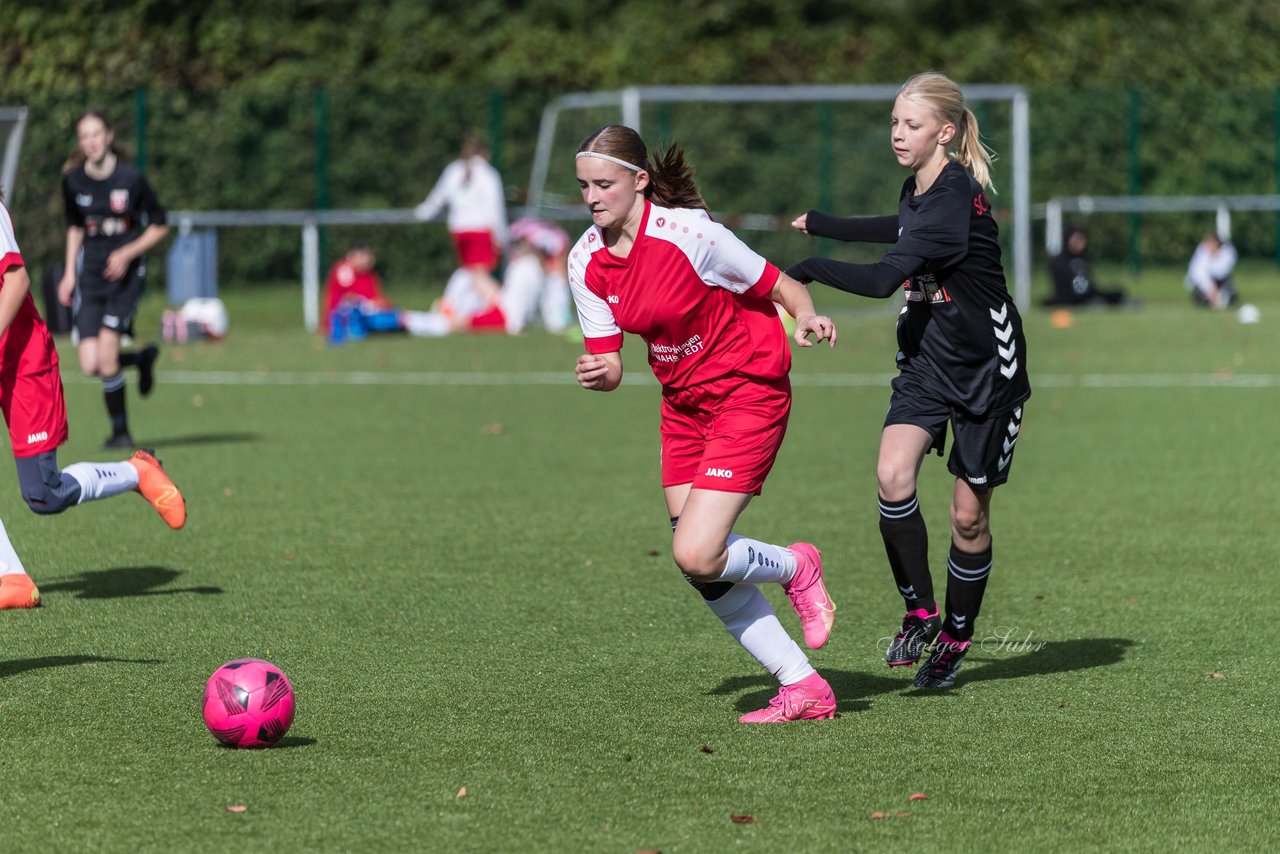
[575,151,644,173]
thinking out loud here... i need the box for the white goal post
[0,106,29,203]
[1039,194,1280,253]
[525,85,1032,308]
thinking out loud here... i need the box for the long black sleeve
[804,210,900,243]
[785,256,912,299]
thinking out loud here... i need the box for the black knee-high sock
[103,372,128,435]
[879,492,934,612]
[944,540,993,642]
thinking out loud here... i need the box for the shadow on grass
[960,636,1134,684]
[40,567,222,599]
[133,431,262,449]
[0,655,163,679]
[710,637,1135,711]
[212,735,318,751]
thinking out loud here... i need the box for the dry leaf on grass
[225,805,248,813]
[1210,672,1226,680]
[908,793,929,801]
[456,787,468,799]
[869,811,887,820]
[699,745,714,754]
[729,814,756,824]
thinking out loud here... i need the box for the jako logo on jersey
[110,189,129,213]
[26,432,48,445]
[703,467,733,478]
[606,294,619,304]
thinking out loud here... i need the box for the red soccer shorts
[660,375,791,495]
[451,230,499,271]
[467,304,506,332]
[2,367,69,458]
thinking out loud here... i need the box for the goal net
[525,85,1031,307]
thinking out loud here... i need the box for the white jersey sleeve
[415,161,463,222]
[0,203,21,256]
[567,231,622,346]
[648,207,772,295]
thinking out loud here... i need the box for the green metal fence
[6,84,1280,294]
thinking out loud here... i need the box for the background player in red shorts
[0,196,185,610]
[569,124,839,723]
[414,133,508,313]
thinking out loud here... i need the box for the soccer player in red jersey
[568,125,839,723]
[787,73,1032,688]
[322,242,393,335]
[0,196,185,610]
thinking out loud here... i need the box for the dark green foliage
[3,3,1279,288]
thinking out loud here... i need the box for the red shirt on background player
[568,124,840,724]
[322,242,391,334]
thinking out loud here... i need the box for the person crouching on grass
[568,124,839,723]
[0,194,185,610]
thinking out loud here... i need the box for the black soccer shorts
[884,368,1026,493]
[73,263,145,339]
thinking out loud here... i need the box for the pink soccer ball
[202,658,296,749]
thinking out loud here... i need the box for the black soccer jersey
[883,160,1030,417]
[62,162,166,288]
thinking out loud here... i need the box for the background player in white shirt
[1185,231,1238,308]
[569,124,838,724]
[414,134,508,311]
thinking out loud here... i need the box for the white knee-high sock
[62,461,139,503]
[705,583,814,685]
[717,534,798,585]
[0,516,27,575]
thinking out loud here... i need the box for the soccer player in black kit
[787,72,1031,688]
[58,110,169,449]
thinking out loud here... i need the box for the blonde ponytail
[955,107,997,194]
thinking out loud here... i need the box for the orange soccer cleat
[129,449,187,530]
[0,572,41,609]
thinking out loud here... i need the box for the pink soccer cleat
[738,672,836,723]
[785,543,835,649]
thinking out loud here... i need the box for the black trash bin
[41,263,74,334]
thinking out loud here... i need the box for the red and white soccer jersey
[567,200,788,392]
[0,203,67,457]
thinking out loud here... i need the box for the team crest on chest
[110,189,130,213]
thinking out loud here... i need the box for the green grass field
[2,266,1278,852]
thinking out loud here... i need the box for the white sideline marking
[67,370,1280,389]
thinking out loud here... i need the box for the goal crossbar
[526,85,1032,307]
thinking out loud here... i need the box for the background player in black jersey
[58,110,169,449]
[786,72,1031,689]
